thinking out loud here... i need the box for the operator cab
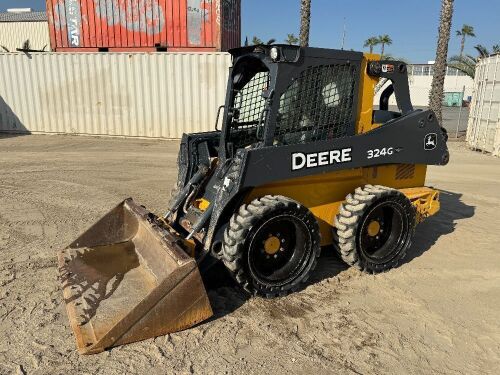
[222,45,361,159]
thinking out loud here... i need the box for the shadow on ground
[402,189,475,265]
[0,132,30,139]
[0,95,31,137]
[202,262,249,319]
[202,249,348,320]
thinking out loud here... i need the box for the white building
[0,10,50,52]
[375,63,475,107]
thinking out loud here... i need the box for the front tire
[222,195,321,298]
[335,185,416,273]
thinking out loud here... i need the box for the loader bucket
[57,198,213,354]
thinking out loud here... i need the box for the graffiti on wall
[53,0,166,41]
[94,0,166,35]
[187,0,211,45]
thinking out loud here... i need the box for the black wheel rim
[248,214,311,286]
[358,199,408,263]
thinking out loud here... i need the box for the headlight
[270,47,280,61]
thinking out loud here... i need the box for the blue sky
[1,0,498,62]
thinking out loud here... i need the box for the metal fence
[0,52,231,138]
[467,54,500,156]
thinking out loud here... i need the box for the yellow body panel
[357,53,380,134]
[246,53,438,246]
[193,198,211,211]
[247,165,433,246]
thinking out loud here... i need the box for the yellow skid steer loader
[58,45,449,354]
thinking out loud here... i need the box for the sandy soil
[0,134,499,375]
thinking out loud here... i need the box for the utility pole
[341,18,346,50]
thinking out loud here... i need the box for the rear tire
[222,195,321,298]
[335,185,416,273]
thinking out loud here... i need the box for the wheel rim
[248,214,311,286]
[358,200,408,263]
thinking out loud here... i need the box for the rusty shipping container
[45,0,241,52]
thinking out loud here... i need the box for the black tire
[222,195,321,298]
[335,185,416,273]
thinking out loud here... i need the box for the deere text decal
[292,148,352,171]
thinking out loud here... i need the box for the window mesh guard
[275,64,356,145]
[229,71,270,149]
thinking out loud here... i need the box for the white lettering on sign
[292,148,352,171]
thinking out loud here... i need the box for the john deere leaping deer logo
[424,133,437,150]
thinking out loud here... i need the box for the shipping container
[467,54,500,156]
[45,0,241,52]
[0,52,232,138]
[0,11,51,52]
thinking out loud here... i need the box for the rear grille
[396,164,415,180]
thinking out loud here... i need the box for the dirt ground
[1,134,499,375]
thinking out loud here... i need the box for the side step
[57,199,213,354]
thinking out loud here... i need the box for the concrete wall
[0,22,51,51]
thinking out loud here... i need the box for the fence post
[455,85,466,138]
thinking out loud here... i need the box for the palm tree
[456,24,475,57]
[493,45,500,54]
[378,34,392,56]
[429,0,454,124]
[252,36,263,45]
[300,0,311,47]
[285,33,299,45]
[448,54,476,78]
[363,37,380,54]
[449,44,498,79]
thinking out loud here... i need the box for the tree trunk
[300,0,311,47]
[460,35,465,57]
[429,0,454,124]
[369,45,373,54]
[381,43,385,56]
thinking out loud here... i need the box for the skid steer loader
[58,45,449,354]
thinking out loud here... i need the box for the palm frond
[474,44,489,57]
[448,54,477,78]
